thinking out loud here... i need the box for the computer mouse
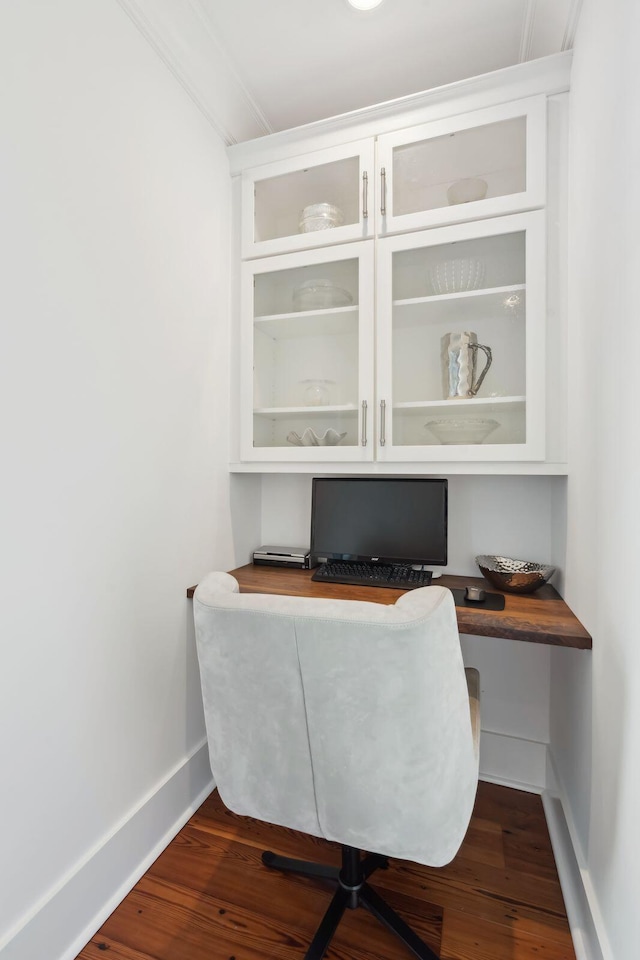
[465,585,486,602]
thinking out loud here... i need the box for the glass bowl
[299,379,334,406]
[428,257,485,294]
[299,203,344,233]
[425,418,499,444]
[292,279,353,310]
[475,555,556,594]
[447,177,488,205]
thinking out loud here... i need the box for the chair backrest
[194,571,478,867]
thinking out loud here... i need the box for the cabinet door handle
[361,400,368,446]
[380,399,386,446]
[380,167,386,216]
[362,171,368,220]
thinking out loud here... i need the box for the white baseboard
[542,757,610,960]
[1,741,214,960]
[479,729,547,792]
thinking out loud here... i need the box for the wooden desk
[188,565,592,650]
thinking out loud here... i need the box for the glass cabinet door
[376,212,546,461]
[241,140,375,259]
[241,243,375,461]
[376,97,546,236]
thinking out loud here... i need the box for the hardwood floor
[77,782,576,960]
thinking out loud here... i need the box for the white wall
[0,1,234,956]
[550,0,640,957]
[260,473,564,575]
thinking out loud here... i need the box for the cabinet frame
[376,96,547,236]
[375,211,546,462]
[241,139,376,260]
[240,242,375,462]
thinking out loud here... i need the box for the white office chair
[193,571,480,960]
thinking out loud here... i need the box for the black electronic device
[314,560,432,590]
[465,585,486,602]
[310,477,447,587]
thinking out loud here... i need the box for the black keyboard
[312,561,432,590]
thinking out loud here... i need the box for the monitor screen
[310,478,448,567]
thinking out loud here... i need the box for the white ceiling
[197,0,581,133]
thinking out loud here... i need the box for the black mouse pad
[451,588,505,611]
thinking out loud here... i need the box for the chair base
[262,845,440,960]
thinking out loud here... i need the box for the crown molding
[519,0,539,62]
[518,0,584,62]
[115,0,272,144]
[562,0,584,50]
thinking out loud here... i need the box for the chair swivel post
[262,843,440,960]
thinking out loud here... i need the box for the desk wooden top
[188,565,592,650]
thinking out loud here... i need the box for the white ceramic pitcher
[441,331,493,399]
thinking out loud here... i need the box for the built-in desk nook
[187,565,592,650]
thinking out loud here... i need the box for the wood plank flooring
[77,782,576,960]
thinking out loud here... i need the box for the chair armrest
[465,667,481,760]
[194,571,240,604]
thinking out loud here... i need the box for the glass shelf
[392,287,526,327]
[254,307,358,340]
[394,396,525,413]
[253,404,358,419]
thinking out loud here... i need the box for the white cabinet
[241,242,375,462]
[241,213,545,463]
[241,97,545,260]
[241,140,375,260]
[234,89,563,471]
[376,97,546,236]
[376,212,545,461]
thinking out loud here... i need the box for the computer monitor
[310,477,448,568]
